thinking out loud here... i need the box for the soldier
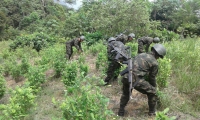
[104,37,128,85]
[118,44,166,116]
[66,36,85,60]
[116,33,135,44]
[137,37,160,54]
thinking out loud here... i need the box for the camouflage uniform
[137,37,154,54]
[104,40,127,84]
[119,52,158,115]
[66,38,83,59]
[116,34,128,44]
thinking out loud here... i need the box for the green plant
[0,72,6,99]
[155,108,176,120]
[61,61,78,87]
[0,87,36,120]
[85,31,103,47]
[88,41,106,56]
[53,54,66,78]
[60,83,113,120]
[96,51,107,71]
[156,90,172,110]
[157,58,172,89]
[79,63,88,77]
[25,66,46,93]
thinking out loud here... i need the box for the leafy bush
[9,35,32,51]
[157,58,172,89]
[96,51,108,72]
[85,31,103,46]
[126,42,138,57]
[9,56,30,82]
[61,61,78,87]
[156,108,176,120]
[60,83,113,120]
[53,53,66,78]
[0,68,6,99]
[25,66,46,92]
[9,32,56,52]
[19,12,40,29]
[79,63,88,77]
[149,28,179,42]
[0,87,36,120]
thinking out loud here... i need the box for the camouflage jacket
[107,40,127,61]
[115,34,128,44]
[66,38,82,51]
[137,37,154,53]
[132,52,158,87]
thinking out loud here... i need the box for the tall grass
[165,38,200,113]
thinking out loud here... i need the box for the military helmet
[108,37,116,42]
[128,33,135,38]
[80,36,85,40]
[153,37,160,43]
[151,44,166,58]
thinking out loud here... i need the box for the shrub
[85,31,103,47]
[9,32,56,52]
[0,68,6,99]
[79,63,88,77]
[0,87,36,120]
[61,61,78,87]
[155,108,176,120]
[157,58,172,89]
[25,66,46,93]
[60,84,113,120]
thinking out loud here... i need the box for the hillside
[0,40,200,120]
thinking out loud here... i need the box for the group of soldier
[65,33,167,117]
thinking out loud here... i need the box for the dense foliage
[0,0,200,119]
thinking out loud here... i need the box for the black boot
[148,103,156,116]
[118,107,125,116]
[104,78,110,86]
[104,81,109,86]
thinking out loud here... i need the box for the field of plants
[1,0,200,119]
[0,36,200,120]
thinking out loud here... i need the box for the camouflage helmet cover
[153,37,160,43]
[80,36,85,40]
[108,37,116,42]
[151,44,166,58]
[128,33,135,38]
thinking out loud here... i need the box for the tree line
[0,0,200,42]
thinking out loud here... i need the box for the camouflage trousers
[104,60,121,83]
[66,44,73,59]
[119,76,157,113]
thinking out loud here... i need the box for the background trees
[0,0,199,40]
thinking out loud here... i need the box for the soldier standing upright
[116,33,135,44]
[66,36,85,60]
[104,37,128,85]
[137,37,160,54]
[118,44,166,117]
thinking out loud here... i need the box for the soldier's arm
[138,40,144,53]
[107,45,113,59]
[148,65,158,87]
[74,39,82,52]
[145,44,150,52]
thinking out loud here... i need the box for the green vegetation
[0,0,200,120]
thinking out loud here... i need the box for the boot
[148,112,156,116]
[104,78,110,86]
[148,103,156,116]
[104,81,109,86]
[118,107,125,116]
